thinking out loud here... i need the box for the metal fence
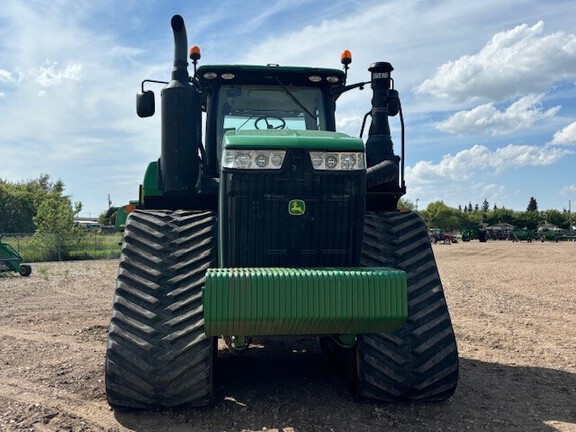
[0,231,122,262]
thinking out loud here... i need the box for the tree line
[0,175,83,260]
[2,176,573,241]
[401,197,574,233]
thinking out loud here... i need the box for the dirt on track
[0,241,575,432]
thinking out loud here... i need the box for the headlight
[308,151,365,171]
[222,149,286,170]
[234,152,252,169]
[325,154,338,169]
[254,153,268,167]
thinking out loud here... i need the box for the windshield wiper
[274,77,316,120]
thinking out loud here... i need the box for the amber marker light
[123,204,137,213]
[189,45,201,61]
[341,50,352,66]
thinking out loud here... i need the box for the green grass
[2,233,122,262]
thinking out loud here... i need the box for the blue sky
[1,0,575,217]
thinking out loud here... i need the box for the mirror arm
[141,79,169,93]
[331,81,369,99]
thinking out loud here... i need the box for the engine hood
[222,129,364,151]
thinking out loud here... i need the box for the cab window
[216,85,327,149]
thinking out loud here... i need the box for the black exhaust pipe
[170,15,189,83]
[160,15,201,194]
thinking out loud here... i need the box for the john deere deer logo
[288,199,305,216]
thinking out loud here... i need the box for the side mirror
[136,90,155,117]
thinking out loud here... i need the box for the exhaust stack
[170,15,189,82]
[160,15,202,194]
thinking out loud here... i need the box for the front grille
[220,149,365,267]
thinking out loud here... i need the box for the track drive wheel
[353,210,459,401]
[105,210,217,409]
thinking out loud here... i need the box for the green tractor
[105,15,458,408]
[0,237,32,277]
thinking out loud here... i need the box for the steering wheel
[254,116,286,130]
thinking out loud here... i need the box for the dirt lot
[0,240,575,431]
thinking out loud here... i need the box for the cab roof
[195,64,346,90]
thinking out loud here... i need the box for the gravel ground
[0,240,575,431]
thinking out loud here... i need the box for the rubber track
[105,210,216,409]
[356,211,459,401]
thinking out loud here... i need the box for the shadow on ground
[114,338,576,432]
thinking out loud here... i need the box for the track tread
[356,210,459,402]
[105,209,216,409]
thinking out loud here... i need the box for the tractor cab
[196,64,345,177]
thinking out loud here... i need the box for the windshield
[216,85,327,146]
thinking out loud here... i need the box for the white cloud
[0,62,83,90]
[35,62,83,87]
[560,184,576,196]
[336,115,363,136]
[414,22,576,102]
[242,0,314,34]
[549,121,576,146]
[406,181,508,210]
[405,144,573,209]
[0,1,154,212]
[108,46,145,65]
[407,144,571,183]
[437,94,561,135]
[0,69,15,82]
